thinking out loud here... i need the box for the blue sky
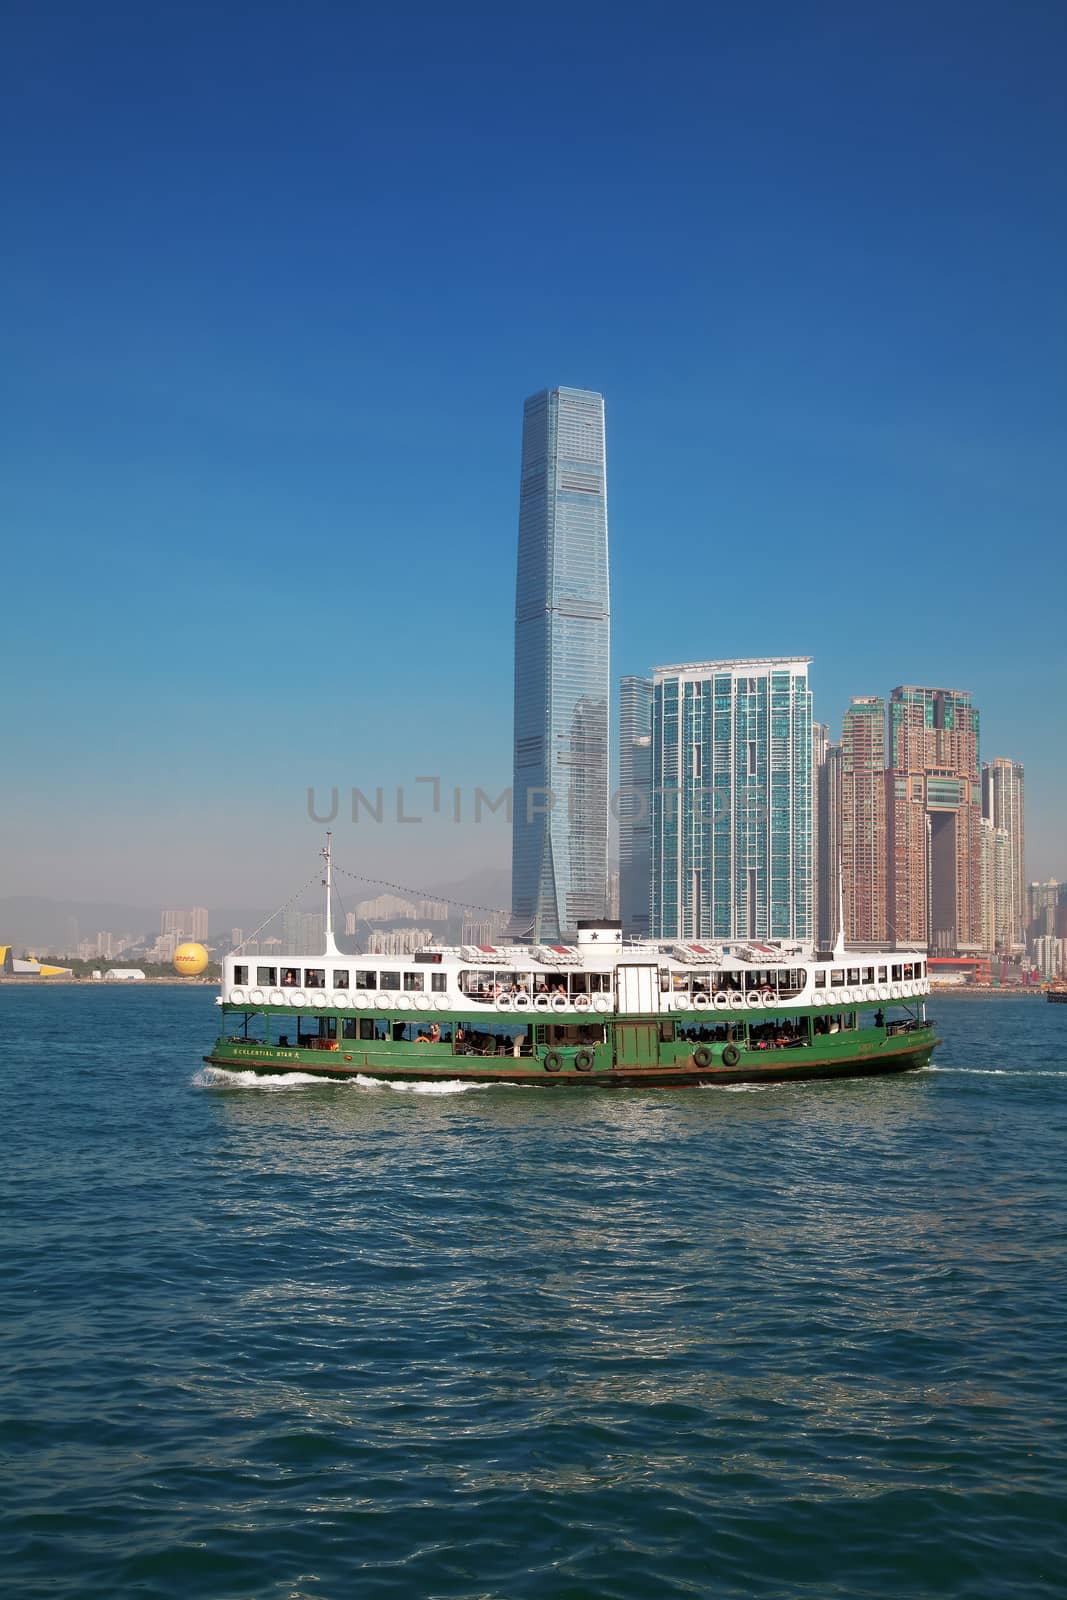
[2,0,1064,906]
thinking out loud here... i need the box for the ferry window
[917,962,925,979]
[403,971,424,992]
[233,965,248,985]
[342,1019,358,1039]
[229,1012,266,1042]
[903,964,914,980]
[659,1022,675,1043]
[546,1023,605,1047]
[304,968,326,989]
[847,968,860,986]
[257,966,277,986]
[333,970,349,989]
[431,973,447,993]
[360,1019,377,1040]
[831,969,844,986]
[380,971,401,990]
[281,967,300,987]
[863,967,875,984]
[814,970,826,988]
[455,1022,529,1056]
[878,967,888,982]
[892,965,903,982]
[355,970,376,989]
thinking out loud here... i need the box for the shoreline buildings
[650,657,813,942]
[814,683,1029,963]
[510,387,610,940]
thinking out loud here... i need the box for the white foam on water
[193,1066,513,1095]
[350,1074,517,1095]
[922,1065,1067,1078]
[194,1066,339,1091]
[702,1081,787,1093]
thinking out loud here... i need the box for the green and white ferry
[205,844,939,1088]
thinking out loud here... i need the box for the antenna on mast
[322,831,340,956]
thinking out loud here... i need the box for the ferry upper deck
[222,924,930,1015]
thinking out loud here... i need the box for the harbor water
[3,988,1065,1598]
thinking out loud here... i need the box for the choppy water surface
[3,989,1065,1599]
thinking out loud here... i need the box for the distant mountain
[0,897,269,952]
[0,872,510,953]
[426,865,510,913]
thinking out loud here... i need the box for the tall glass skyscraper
[650,658,814,942]
[511,387,610,939]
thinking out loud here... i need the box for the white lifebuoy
[550,994,569,1013]
[269,989,287,1007]
[414,992,433,1011]
[249,988,265,1007]
[495,994,514,1012]
[693,992,710,1009]
[331,992,349,1009]
[713,992,730,1010]
[290,990,307,1007]
[825,990,838,1006]
[230,988,246,1006]
[353,991,370,1008]
[593,995,611,1014]
[839,989,852,1006]
[573,994,592,1012]
[513,993,532,1010]
[674,994,691,1012]
[745,991,762,1009]
[310,991,328,1008]
[865,988,877,1002]
[395,993,412,1011]
[534,994,552,1012]
[375,992,391,1008]
[891,985,902,999]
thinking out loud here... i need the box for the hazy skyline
[3,2,1064,906]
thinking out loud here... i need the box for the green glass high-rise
[650,657,813,942]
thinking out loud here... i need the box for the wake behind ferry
[204,842,939,1088]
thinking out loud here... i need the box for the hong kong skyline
[2,1,1064,906]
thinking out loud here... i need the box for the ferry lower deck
[205,998,939,1088]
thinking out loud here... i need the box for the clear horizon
[3,2,1064,906]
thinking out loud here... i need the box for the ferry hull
[203,1033,939,1089]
